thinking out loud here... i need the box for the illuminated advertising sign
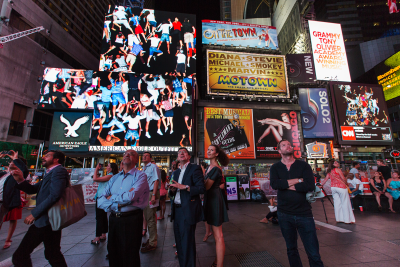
[89,73,194,153]
[204,107,255,159]
[308,21,351,82]
[286,54,316,84]
[306,142,328,158]
[207,50,289,97]
[253,110,301,159]
[49,112,92,152]
[100,6,196,75]
[298,88,334,138]
[202,20,278,49]
[375,51,400,101]
[330,82,393,145]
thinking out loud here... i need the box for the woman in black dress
[370,171,395,212]
[204,145,230,267]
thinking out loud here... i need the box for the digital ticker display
[330,83,393,145]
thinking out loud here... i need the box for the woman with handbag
[91,163,119,245]
[320,160,355,224]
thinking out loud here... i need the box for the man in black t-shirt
[377,159,392,180]
[270,140,324,267]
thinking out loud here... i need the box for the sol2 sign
[390,150,400,158]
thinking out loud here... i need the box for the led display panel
[100,6,196,75]
[330,82,393,145]
[375,51,400,101]
[308,20,351,82]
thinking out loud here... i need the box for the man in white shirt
[156,19,173,54]
[349,162,360,180]
[147,33,163,67]
[122,111,146,146]
[111,6,134,34]
[176,50,186,76]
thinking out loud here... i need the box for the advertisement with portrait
[308,21,351,82]
[253,109,301,159]
[204,107,255,159]
[202,20,278,50]
[100,6,196,75]
[49,112,92,152]
[375,51,400,101]
[298,88,334,138]
[207,50,289,97]
[89,72,194,153]
[330,82,393,145]
[286,54,316,84]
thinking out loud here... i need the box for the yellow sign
[206,50,289,97]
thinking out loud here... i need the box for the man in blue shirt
[141,152,161,253]
[98,149,149,266]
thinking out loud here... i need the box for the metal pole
[91,157,95,168]
[83,158,86,168]
[35,143,43,173]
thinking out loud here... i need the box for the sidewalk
[0,200,399,266]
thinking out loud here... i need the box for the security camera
[45,29,50,35]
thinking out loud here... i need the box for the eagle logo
[60,114,90,138]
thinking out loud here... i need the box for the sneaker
[157,129,163,135]
[165,126,168,133]
[142,239,149,247]
[146,132,151,138]
[153,55,156,61]
[147,63,151,68]
[141,244,157,253]
[93,126,100,130]
[116,113,123,118]
[187,63,190,67]
[193,55,196,60]
[170,129,174,134]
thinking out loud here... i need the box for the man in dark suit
[10,150,69,267]
[169,147,205,267]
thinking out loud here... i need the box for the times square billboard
[330,82,393,145]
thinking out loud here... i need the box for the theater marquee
[206,50,289,97]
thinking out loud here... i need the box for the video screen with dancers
[253,109,301,159]
[100,6,196,75]
[331,83,393,144]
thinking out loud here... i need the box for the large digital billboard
[375,51,400,101]
[204,107,255,159]
[202,20,278,49]
[299,88,334,138]
[330,82,393,145]
[100,6,196,75]
[49,112,92,152]
[206,50,289,97]
[308,21,351,82]
[286,54,316,84]
[253,110,301,159]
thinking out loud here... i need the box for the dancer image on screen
[256,113,291,144]
[156,19,173,54]
[122,108,146,146]
[108,72,127,119]
[171,17,183,48]
[147,32,163,67]
[141,9,157,35]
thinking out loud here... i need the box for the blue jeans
[349,188,362,208]
[278,212,324,267]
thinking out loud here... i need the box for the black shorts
[160,195,166,201]
[182,103,192,119]
[128,88,140,101]
[176,63,186,74]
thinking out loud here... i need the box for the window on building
[8,103,28,137]
[29,111,53,141]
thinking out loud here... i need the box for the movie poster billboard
[298,88,334,138]
[202,20,278,49]
[204,107,255,159]
[330,82,393,145]
[207,50,289,97]
[253,110,301,159]
[308,21,351,82]
[49,112,92,152]
[100,6,196,75]
[89,73,194,153]
[286,54,316,84]
[375,51,400,101]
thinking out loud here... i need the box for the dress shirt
[46,164,61,173]
[174,162,189,204]
[143,163,161,191]
[98,167,149,212]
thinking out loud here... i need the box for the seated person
[347,173,363,198]
[260,196,278,224]
[370,171,395,213]
[387,170,400,201]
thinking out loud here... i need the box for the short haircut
[143,152,152,159]
[392,169,399,175]
[347,173,354,178]
[277,139,290,150]
[352,161,359,167]
[178,147,190,155]
[47,150,65,165]
[377,159,384,163]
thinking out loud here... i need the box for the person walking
[91,163,119,245]
[169,148,205,267]
[141,152,161,252]
[11,150,69,267]
[98,150,149,266]
[204,145,230,267]
[320,160,355,224]
[158,170,168,220]
[270,140,324,267]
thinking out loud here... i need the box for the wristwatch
[185,185,189,191]
[298,179,302,183]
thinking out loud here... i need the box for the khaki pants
[144,190,159,246]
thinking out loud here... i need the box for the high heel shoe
[3,240,11,249]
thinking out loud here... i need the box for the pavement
[0,200,399,267]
